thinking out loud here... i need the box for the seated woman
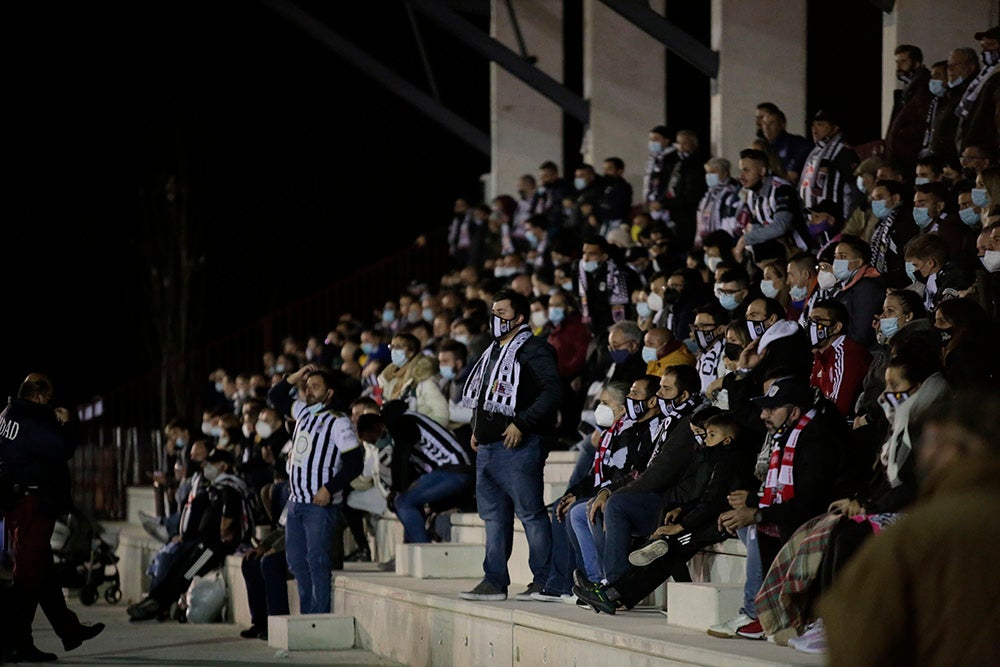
[574,410,755,614]
[377,332,449,426]
[933,297,999,391]
[537,382,632,600]
[754,340,947,652]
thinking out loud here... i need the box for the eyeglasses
[808,317,834,326]
[717,288,744,296]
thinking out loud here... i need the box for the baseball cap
[750,377,813,409]
[974,26,1000,41]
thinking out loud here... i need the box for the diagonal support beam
[407,0,590,124]
[597,0,719,78]
[259,0,490,156]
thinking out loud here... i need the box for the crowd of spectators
[135,25,1000,660]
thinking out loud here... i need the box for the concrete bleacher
[109,449,813,666]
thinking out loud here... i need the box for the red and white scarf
[760,408,816,511]
[592,415,629,487]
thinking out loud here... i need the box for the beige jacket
[820,454,1000,666]
[377,354,449,426]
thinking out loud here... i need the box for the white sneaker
[789,619,827,654]
[707,613,754,639]
[628,538,670,567]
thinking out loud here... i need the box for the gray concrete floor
[28,596,403,666]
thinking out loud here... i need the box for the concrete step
[267,613,356,650]
[333,572,823,667]
[125,486,158,526]
[395,543,484,579]
[666,582,745,631]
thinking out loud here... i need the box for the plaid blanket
[755,511,842,636]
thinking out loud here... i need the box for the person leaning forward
[458,288,562,602]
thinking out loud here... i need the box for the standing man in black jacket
[0,373,104,662]
[458,289,562,602]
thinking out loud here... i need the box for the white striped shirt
[286,400,360,504]
[408,411,472,475]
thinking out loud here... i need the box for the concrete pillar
[582,0,666,201]
[710,0,807,164]
[880,0,999,134]
[489,0,563,201]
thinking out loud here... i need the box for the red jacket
[810,334,872,417]
[547,313,592,380]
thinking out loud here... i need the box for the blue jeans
[284,501,340,614]
[543,498,587,596]
[241,550,290,628]
[570,499,604,583]
[395,469,474,543]
[737,526,763,618]
[475,435,552,590]
[602,491,662,582]
[566,439,596,489]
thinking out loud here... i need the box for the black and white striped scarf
[798,133,848,211]
[460,325,533,417]
[578,257,630,323]
[956,62,999,119]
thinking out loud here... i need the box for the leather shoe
[63,621,105,651]
[127,597,161,622]
[240,625,265,639]
[6,645,58,662]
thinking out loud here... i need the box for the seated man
[358,401,475,545]
[574,411,754,613]
[709,374,849,641]
[239,507,289,641]
[584,365,707,586]
[806,299,872,418]
[902,231,975,315]
[128,448,252,622]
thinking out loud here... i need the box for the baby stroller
[50,509,122,605]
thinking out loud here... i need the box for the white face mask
[256,421,273,439]
[647,292,664,312]
[594,404,617,428]
[982,250,1000,273]
[241,424,252,439]
[202,464,220,482]
[817,269,839,290]
[706,256,723,273]
[530,311,548,329]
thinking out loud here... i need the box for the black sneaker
[62,621,105,651]
[514,582,543,601]
[529,588,571,602]
[7,645,58,662]
[459,581,507,601]
[240,625,265,639]
[575,598,593,611]
[345,547,372,563]
[376,558,396,572]
[573,568,597,590]
[572,584,618,615]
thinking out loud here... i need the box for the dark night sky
[2,1,491,405]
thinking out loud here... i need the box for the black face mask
[724,342,743,361]
[933,327,953,347]
[663,289,681,305]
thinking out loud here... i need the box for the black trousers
[606,536,698,609]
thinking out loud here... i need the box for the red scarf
[760,408,816,510]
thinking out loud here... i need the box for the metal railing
[73,233,450,519]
